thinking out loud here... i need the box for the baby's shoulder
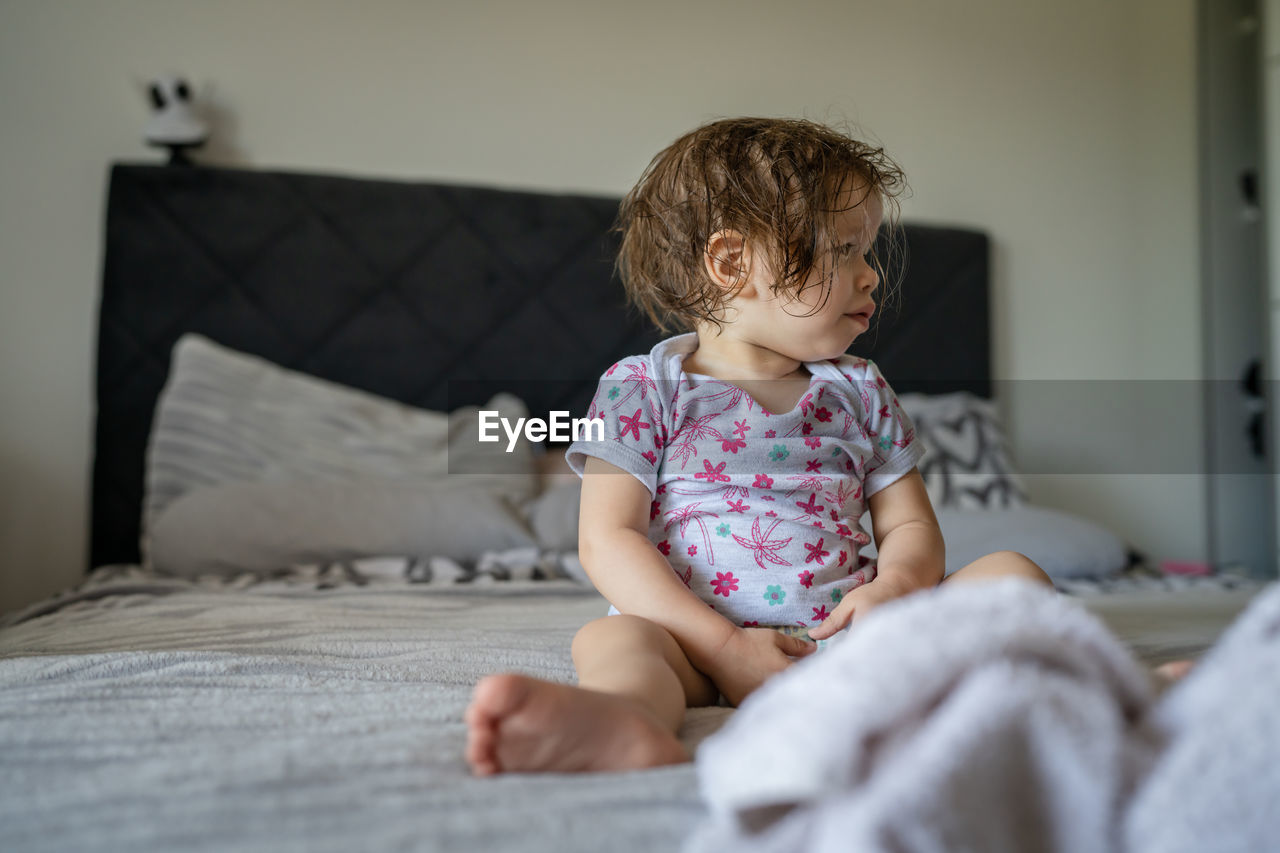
[601,352,651,380]
[820,354,886,386]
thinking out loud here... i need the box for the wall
[0,0,1203,612]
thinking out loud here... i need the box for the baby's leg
[465,615,717,775]
[941,552,1196,689]
[940,550,1054,588]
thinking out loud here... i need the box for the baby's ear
[703,230,750,291]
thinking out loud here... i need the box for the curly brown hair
[616,117,907,333]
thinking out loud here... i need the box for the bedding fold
[689,578,1280,853]
[689,579,1161,853]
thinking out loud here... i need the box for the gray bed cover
[0,568,732,852]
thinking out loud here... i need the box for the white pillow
[860,505,1128,581]
[143,335,538,571]
[897,392,1028,509]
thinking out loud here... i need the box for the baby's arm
[809,467,944,639]
[579,457,814,705]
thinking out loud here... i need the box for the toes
[471,673,532,721]
[464,673,533,775]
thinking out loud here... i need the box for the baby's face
[740,189,883,363]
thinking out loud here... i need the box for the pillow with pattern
[898,392,1027,509]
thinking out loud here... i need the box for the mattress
[0,564,1262,852]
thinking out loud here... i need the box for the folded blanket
[688,579,1163,853]
[1124,580,1280,853]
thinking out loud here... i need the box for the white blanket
[689,578,1280,853]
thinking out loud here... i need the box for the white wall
[0,0,1203,612]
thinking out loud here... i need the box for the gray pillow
[524,481,582,552]
[148,479,536,577]
[925,506,1126,581]
[143,334,538,571]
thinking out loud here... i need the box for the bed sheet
[0,567,729,853]
[0,566,1262,853]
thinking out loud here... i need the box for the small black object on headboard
[92,163,989,570]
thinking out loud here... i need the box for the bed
[0,163,1265,852]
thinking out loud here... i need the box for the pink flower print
[837,550,847,566]
[618,409,651,441]
[726,499,748,514]
[854,530,871,546]
[829,509,839,521]
[642,450,657,465]
[878,404,891,419]
[720,437,747,454]
[654,432,664,449]
[764,429,777,438]
[804,537,830,565]
[710,572,739,597]
[657,540,671,555]
[806,459,822,473]
[688,544,698,556]
[798,569,814,588]
[805,436,822,449]
[794,493,825,517]
[836,523,852,537]
[694,459,730,483]
[765,510,778,517]
[731,516,793,570]
[814,407,832,423]
[845,459,854,471]
[802,422,813,435]
[753,474,774,489]
[743,620,759,627]
[650,500,661,521]
[811,605,830,623]
[733,419,751,439]
[799,392,815,416]
[760,495,775,501]
[656,484,667,495]
[849,568,867,585]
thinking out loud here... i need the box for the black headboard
[92,163,989,570]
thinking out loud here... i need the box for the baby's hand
[703,627,816,707]
[808,576,918,640]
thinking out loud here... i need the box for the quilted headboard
[92,163,989,570]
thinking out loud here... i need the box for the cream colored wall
[0,0,1202,612]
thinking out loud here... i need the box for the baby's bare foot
[1153,659,1195,691]
[464,673,689,775]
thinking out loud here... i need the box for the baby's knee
[984,550,1053,586]
[571,614,668,664]
[946,550,1054,588]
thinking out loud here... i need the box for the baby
[465,117,1053,775]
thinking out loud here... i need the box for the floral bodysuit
[565,333,924,629]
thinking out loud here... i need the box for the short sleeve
[565,356,666,497]
[843,357,926,498]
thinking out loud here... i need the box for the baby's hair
[616,117,907,333]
